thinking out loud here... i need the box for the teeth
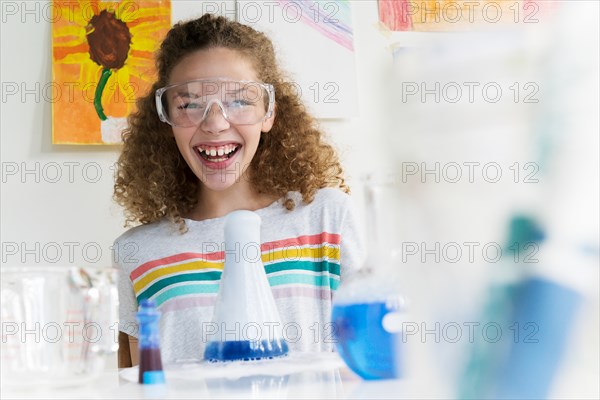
[223,145,236,154]
[196,144,239,156]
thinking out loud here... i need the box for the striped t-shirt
[113,188,365,363]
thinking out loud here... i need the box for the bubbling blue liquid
[204,339,289,362]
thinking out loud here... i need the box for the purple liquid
[138,347,164,384]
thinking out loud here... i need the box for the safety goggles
[155,78,275,127]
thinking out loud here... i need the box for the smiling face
[167,47,275,192]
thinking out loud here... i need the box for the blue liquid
[204,339,289,362]
[332,302,401,380]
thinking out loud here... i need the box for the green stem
[94,68,112,121]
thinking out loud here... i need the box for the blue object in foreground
[137,299,165,384]
[332,301,402,380]
[204,339,289,362]
[494,277,581,399]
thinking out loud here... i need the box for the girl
[113,13,365,367]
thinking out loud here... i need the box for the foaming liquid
[204,339,289,362]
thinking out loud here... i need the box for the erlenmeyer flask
[204,210,289,361]
[332,176,405,379]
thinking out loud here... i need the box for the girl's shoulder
[314,187,352,202]
[301,187,353,210]
[282,188,355,226]
[112,218,177,248]
[112,218,214,269]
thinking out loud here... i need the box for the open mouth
[194,144,241,163]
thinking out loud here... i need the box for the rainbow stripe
[131,233,342,310]
[277,0,354,52]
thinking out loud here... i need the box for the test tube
[137,299,165,384]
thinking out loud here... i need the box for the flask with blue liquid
[204,210,289,361]
[332,279,404,380]
[137,299,165,384]
[332,178,404,380]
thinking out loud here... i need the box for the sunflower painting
[52,0,171,144]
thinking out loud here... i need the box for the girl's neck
[187,179,278,221]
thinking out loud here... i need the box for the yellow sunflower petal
[126,55,154,67]
[71,0,93,26]
[127,6,170,20]
[53,25,85,39]
[80,62,102,88]
[129,21,168,36]
[116,66,137,109]
[54,38,87,48]
[131,37,162,52]
[57,52,92,65]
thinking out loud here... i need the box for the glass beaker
[0,265,119,387]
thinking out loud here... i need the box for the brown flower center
[86,10,132,70]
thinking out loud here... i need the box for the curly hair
[113,13,348,232]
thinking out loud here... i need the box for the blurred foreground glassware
[0,265,118,387]
[458,215,586,399]
[332,176,405,379]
